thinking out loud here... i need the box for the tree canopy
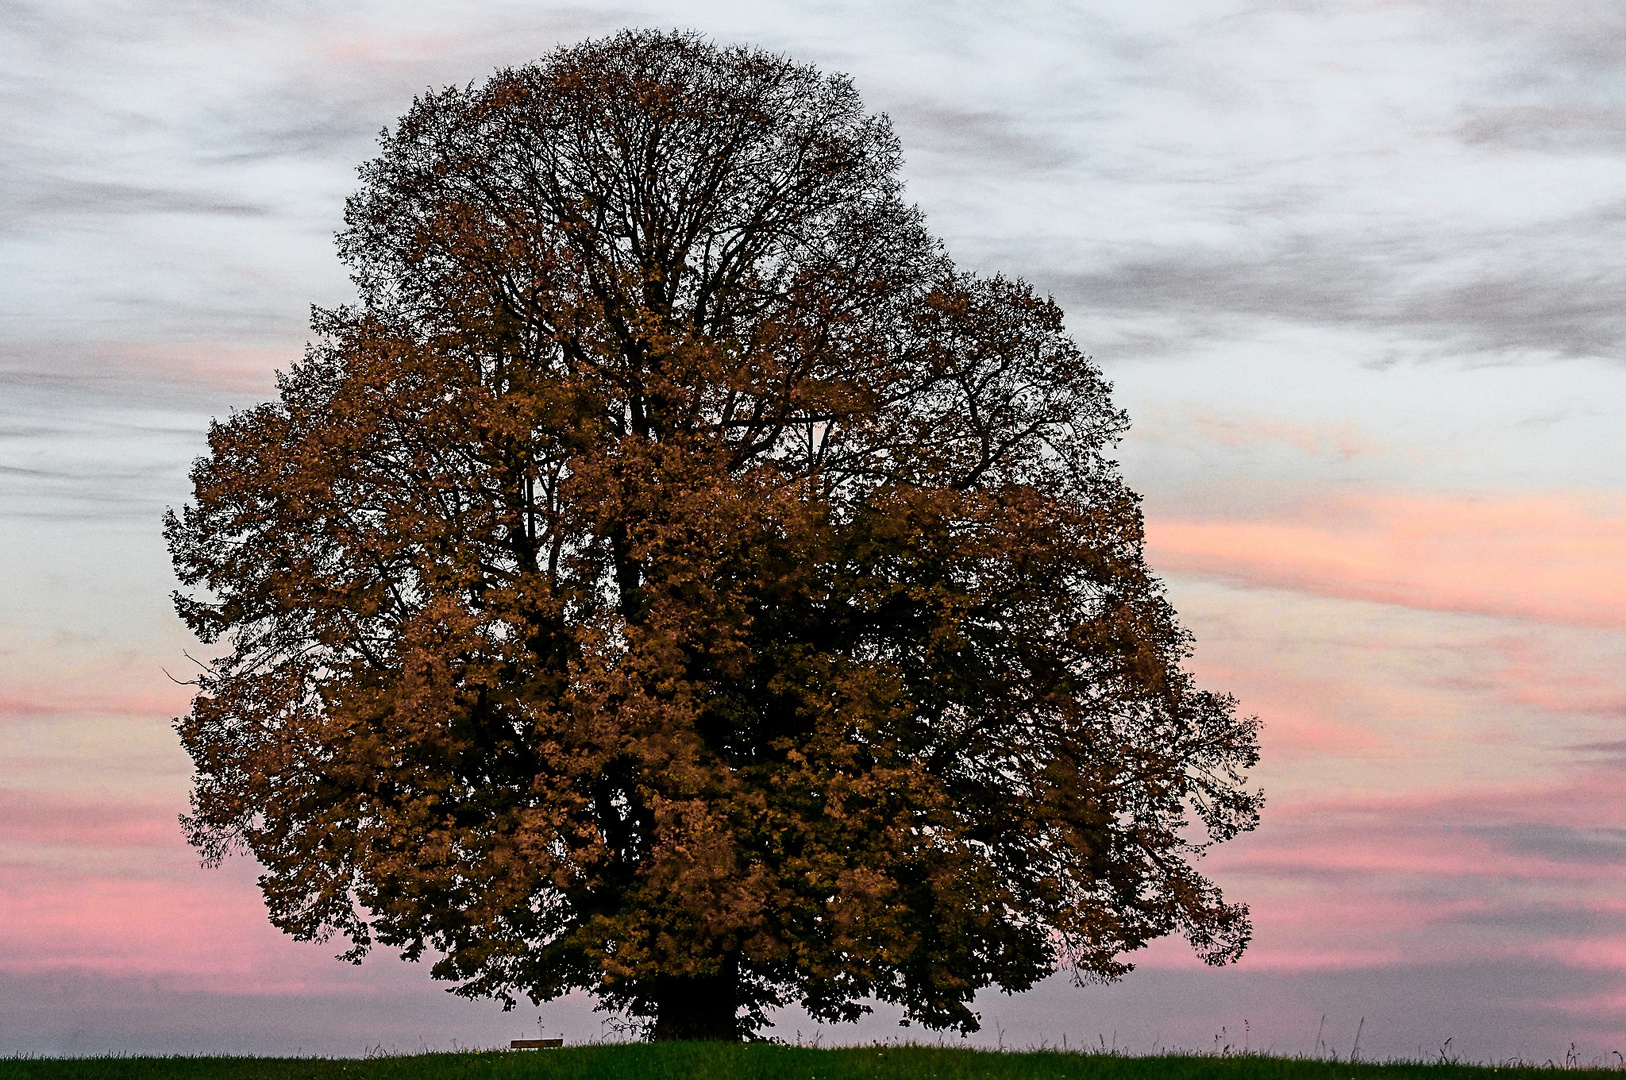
[164,29,1262,1042]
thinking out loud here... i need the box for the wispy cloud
[1168,407,1391,462]
[0,790,175,850]
[1147,491,1626,627]
[1201,766,1626,985]
[1458,105,1626,153]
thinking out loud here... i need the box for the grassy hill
[2,1044,1621,1080]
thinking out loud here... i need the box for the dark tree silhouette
[165,29,1261,1042]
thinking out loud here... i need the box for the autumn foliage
[164,30,1262,1042]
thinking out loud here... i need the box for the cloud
[945,0,1626,368]
[0,789,175,850]
[1472,822,1626,866]
[888,100,1077,174]
[0,862,350,984]
[1410,263,1626,362]
[1195,767,1626,996]
[1175,408,1389,461]
[1572,739,1626,757]
[1145,490,1626,627]
[1047,226,1626,365]
[0,340,292,398]
[0,620,202,725]
[0,339,294,524]
[1438,0,1626,80]
[1,179,269,227]
[0,965,560,1057]
[1458,105,1626,153]
[1477,635,1626,721]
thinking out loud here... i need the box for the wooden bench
[510,1038,564,1049]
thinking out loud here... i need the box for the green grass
[3,1044,1623,1080]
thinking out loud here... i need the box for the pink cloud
[0,641,202,723]
[1146,491,1626,628]
[1194,662,1392,759]
[0,698,74,718]
[1177,767,1626,973]
[1182,409,1390,461]
[0,687,191,720]
[89,341,289,395]
[0,790,177,850]
[1474,634,1626,720]
[0,865,366,992]
[0,776,361,991]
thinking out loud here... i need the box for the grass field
[4,1044,1624,1080]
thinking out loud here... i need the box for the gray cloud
[0,451,194,522]
[21,0,1626,374]
[2,179,269,225]
[201,105,380,167]
[1447,0,1626,79]
[1473,821,1626,864]
[1452,904,1616,938]
[920,0,1626,368]
[889,101,1079,174]
[0,966,543,1057]
[1459,105,1626,152]
[0,351,236,524]
[1043,222,1626,364]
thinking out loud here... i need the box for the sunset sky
[6,0,1626,1061]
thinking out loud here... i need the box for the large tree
[165,29,1261,1042]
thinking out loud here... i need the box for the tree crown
[165,29,1261,1041]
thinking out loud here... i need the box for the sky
[4,0,1626,1062]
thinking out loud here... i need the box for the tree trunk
[650,972,741,1042]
